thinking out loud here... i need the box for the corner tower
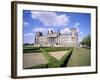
[34,32,43,45]
[70,28,78,47]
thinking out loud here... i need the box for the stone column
[53,37,54,44]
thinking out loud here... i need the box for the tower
[57,29,61,35]
[35,32,43,45]
[70,28,78,47]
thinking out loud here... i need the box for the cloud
[30,11,69,27]
[23,22,29,27]
[33,27,55,32]
[24,33,34,44]
[73,22,80,32]
[80,31,83,34]
[24,33,33,37]
[33,27,47,32]
[73,22,84,35]
[73,22,80,27]
[47,28,54,31]
[60,28,71,34]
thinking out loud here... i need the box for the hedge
[42,47,73,52]
[59,49,73,67]
[23,48,41,53]
[40,48,60,68]
[24,48,73,69]
[24,64,48,69]
[23,47,73,53]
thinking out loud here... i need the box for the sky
[23,10,91,44]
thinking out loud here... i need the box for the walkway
[67,47,91,67]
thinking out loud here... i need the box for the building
[34,28,78,47]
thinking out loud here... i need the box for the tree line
[80,34,91,47]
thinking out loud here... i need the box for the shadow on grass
[59,49,73,67]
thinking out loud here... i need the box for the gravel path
[48,51,68,60]
[23,53,47,68]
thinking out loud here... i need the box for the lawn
[23,47,73,69]
[23,46,73,53]
[23,46,90,69]
[23,53,48,69]
[67,47,91,67]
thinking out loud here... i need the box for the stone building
[34,28,78,47]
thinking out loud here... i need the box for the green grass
[23,44,34,48]
[43,47,73,52]
[59,49,73,67]
[40,48,60,68]
[67,47,91,67]
[25,48,73,68]
[23,46,91,69]
[23,46,74,68]
[23,47,41,53]
[23,46,73,53]
[24,64,48,69]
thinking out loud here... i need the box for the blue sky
[23,10,91,44]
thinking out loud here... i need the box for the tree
[81,34,91,47]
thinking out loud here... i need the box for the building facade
[34,28,78,47]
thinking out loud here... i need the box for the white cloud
[60,28,70,34]
[33,27,55,32]
[73,22,80,27]
[30,11,69,27]
[80,31,83,34]
[24,33,34,43]
[47,28,54,31]
[23,22,29,27]
[73,22,80,32]
[73,22,84,35]
[24,33,33,37]
[33,27,47,32]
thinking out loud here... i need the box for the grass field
[23,46,73,69]
[23,53,48,69]
[23,46,73,53]
[67,47,91,67]
[23,46,91,69]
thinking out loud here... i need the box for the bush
[41,48,60,68]
[23,47,73,53]
[23,47,41,53]
[59,49,73,67]
[24,64,48,69]
[42,47,73,52]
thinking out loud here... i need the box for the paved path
[67,47,90,67]
[23,53,47,68]
[48,51,68,60]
